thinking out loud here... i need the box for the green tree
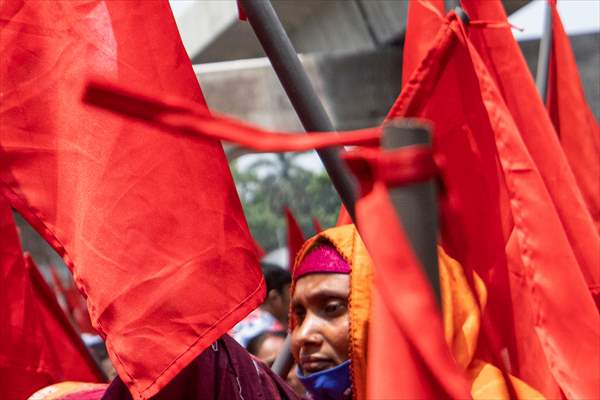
[231,153,340,252]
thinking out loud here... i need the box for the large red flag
[402,0,446,87]
[284,207,305,269]
[545,0,600,233]
[461,0,600,311]
[0,2,262,398]
[343,147,471,399]
[387,12,600,398]
[0,198,105,400]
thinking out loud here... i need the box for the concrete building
[171,0,598,136]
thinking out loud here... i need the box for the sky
[510,0,600,41]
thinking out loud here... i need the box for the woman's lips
[300,357,334,374]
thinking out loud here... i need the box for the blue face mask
[296,360,352,400]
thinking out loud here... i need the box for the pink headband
[293,244,350,281]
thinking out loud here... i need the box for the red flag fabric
[545,0,600,234]
[49,264,96,334]
[284,207,305,270]
[0,2,262,398]
[83,80,381,152]
[387,12,600,399]
[311,217,323,233]
[461,0,600,311]
[65,286,96,335]
[335,206,353,226]
[402,0,445,87]
[342,147,470,399]
[252,238,266,260]
[0,198,104,400]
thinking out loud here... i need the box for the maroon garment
[102,335,301,400]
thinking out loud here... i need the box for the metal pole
[238,0,357,221]
[270,335,294,378]
[536,1,552,100]
[381,119,440,305]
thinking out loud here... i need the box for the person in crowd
[230,262,291,348]
[247,330,306,396]
[288,224,546,400]
[261,263,292,326]
[289,224,370,400]
[247,330,286,367]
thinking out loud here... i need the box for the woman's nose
[295,313,323,346]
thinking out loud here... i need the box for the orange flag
[284,207,305,269]
[0,197,105,400]
[387,11,599,398]
[0,2,262,398]
[546,0,600,233]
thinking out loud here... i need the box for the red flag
[311,217,323,233]
[49,264,96,334]
[65,283,96,335]
[252,238,266,260]
[342,146,470,399]
[461,0,600,311]
[402,0,445,87]
[546,0,600,233]
[0,2,262,398]
[335,205,353,226]
[387,12,600,398]
[0,198,104,400]
[284,207,305,269]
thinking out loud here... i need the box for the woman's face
[290,273,350,374]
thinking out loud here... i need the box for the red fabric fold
[84,81,381,152]
[0,2,263,398]
[402,0,446,87]
[311,217,323,233]
[0,197,104,400]
[284,207,305,270]
[388,11,599,398]
[545,0,600,235]
[342,147,470,399]
[461,0,600,311]
[340,146,436,190]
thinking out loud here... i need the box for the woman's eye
[324,301,346,315]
